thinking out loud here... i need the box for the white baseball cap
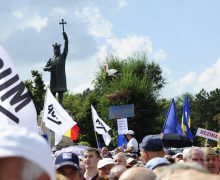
[0,125,55,180]
[97,158,115,169]
[126,130,135,135]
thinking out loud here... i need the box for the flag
[181,96,194,141]
[64,124,80,141]
[0,44,38,132]
[42,88,76,138]
[97,136,102,149]
[163,99,183,135]
[91,105,111,146]
[118,134,127,147]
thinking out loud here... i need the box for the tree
[24,70,45,115]
[92,55,166,144]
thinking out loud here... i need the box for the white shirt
[127,137,138,153]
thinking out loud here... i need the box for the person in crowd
[203,147,220,174]
[119,167,156,180]
[114,147,123,155]
[55,173,69,180]
[139,135,164,164]
[164,155,175,164]
[101,147,112,158]
[124,130,139,155]
[0,125,54,180]
[97,158,115,177]
[126,157,138,168]
[54,152,81,180]
[145,157,170,170]
[109,165,127,180]
[156,162,214,180]
[113,153,127,167]
[172,152,183,163]
[183,147,205,167]
[83,148,101,180]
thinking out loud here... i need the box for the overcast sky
[1,0,220,98]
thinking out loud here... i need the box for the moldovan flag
[0,44,38,133]
[91,105,111,146]
[64,124,80,141]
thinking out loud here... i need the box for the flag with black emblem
[42,88,75,135]
[91,105,111,146]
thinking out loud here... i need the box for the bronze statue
[44,19,68,104]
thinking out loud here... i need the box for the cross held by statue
[59,19,67,32]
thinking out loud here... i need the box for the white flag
[54,133,62,146]
[91,105,111,146]
[42,88,76,135]
[0,44,38,133]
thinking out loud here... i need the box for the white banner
[0,44,38,133]
[196,127,218,141]
[117,118,128,135]
[91,105,111,146]
[42,88,76,135]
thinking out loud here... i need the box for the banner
[109,104,134,119]
[0,44,38,132]
[117,118,128,135]
[42,88,76,135]
[196,127,218,141]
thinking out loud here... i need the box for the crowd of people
[0,125,220,180]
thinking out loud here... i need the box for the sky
[1,0,220,98]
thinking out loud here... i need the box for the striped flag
[181,96,194,141]
[64,124,80,141]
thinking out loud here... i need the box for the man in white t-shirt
[124,130,138,154]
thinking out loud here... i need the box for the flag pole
[94,129,99,149]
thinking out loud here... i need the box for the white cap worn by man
[0,125,55,180]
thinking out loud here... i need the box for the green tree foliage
[24,70,45,115]
[92,55,166,144]
[192,88,220,146]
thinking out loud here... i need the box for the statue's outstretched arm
[62,32,68,59]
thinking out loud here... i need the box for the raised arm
[62,32,68,59]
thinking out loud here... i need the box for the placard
[117,118,128,135]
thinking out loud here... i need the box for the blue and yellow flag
[181,96,194,141]
[163,99,183,135]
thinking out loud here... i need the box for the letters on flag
[42,88,76,136]
[0,44,38,132]
[91,105,111,146]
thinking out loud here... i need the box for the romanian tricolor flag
[181,96,194,141]
[64,124,80,141]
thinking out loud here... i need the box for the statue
[44,19,68,104]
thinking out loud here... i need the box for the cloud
[153,49,166,62]
[106,34,153,59]
[25,15,48,32]
[117,0,128,9]
[162,58,220,98]
[51,7,67,17]
[75,3,113,38]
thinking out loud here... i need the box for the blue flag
[118,134,127,147]
[163,99,183,135]
[181,96,194,141]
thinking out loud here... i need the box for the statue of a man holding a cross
[44,19,68,104]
